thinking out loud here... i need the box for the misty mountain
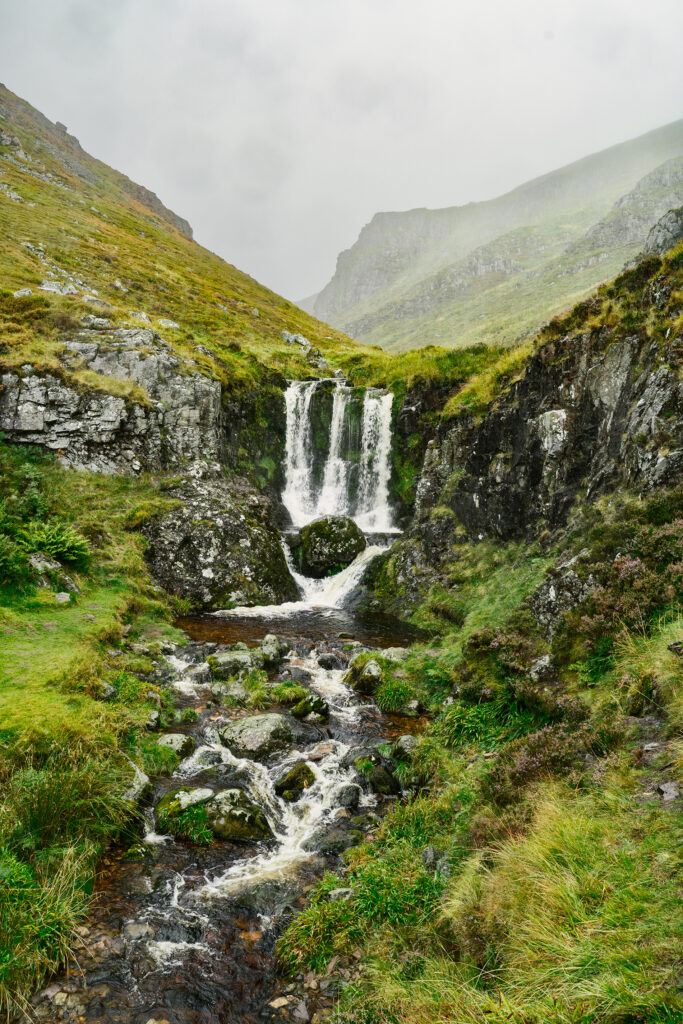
[305,118,683,351]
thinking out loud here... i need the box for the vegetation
[0,437,185,1014]
[277,482,683,1023]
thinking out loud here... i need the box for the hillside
[0,80,681,1024]
[306,118,683,351]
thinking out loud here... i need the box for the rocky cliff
[307,120,683,352]
[370,218,683,614]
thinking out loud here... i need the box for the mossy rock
[291,693,329,720]
[291,515,366,578]
[155,786,214,827]
[274,762,316,802]
[345,657,383,695]
[205,788,273,841]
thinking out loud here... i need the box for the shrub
[19,520,90,568]
[0,534,31,587]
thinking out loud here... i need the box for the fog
[1,0,682,298]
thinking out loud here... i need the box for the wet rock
[156,733,195,758]
[303,827,358,856]
[123,922,155,942]
[205,788,273,841]
[332,783,361,809]
[208,648,265,679]
[154,786,214,829]
[143,472,298,612]
[291,515,366,578]
[260,633,290,666]
[274,762,316,801]
[317,651,345,670]
[218,713,317,762]
[343,745,401,796]
[210,679,248,705]
[291,693,329,720]
[345,658,383,696]
[280,666,314,685]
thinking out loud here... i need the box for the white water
[280,378,396,533]
[167,651,377,898]
[217,542,387,618]
[356,389,395,533]
[281,379,320,526]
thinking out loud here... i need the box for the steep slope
[308,119,683,351]
[276,222,683,1024]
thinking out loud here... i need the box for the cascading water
[41,374,411,1023]
[281,378,398,533]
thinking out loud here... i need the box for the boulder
[291,516,366,578]
[317,651,346,670]
[143,471,299,611]
[205,789,273,841]
[274,762,316,801]
[345,658,383,696]
[154,786,214,829]
[218,713,295,762]
[208,648,264,679]
[156,733,195,758]
[291,693,329,720]
[210,680,248,705]
[260,634,290,666]
[393,734,418,760]
[332,783,361,809]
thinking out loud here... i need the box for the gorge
[1,82,682,1024]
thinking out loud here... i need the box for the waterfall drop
[281,378,397,534]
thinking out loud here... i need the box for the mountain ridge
[307,116,683,350]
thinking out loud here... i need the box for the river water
[33,378,412,1023]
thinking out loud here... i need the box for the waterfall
[281,378,396,533]
[281,380,319,527]
[316,381,352,518]
[355,389,394,533]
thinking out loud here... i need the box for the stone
[146,710,160,730]
[123,921,155,941]
[143,474,298,611]
[274,762,316,801]
[260,633,290,666]
[218,713,294,762]
[13,287,32,297]
[327,888,355,902]
[332,783,361,809]
[291,516,366,578]
[154,786,214,829]
[39,279,78,295]
[208,648,265,679]
[122,763,152,804]
[528,555,597,640]
[529,655,553,682]
[28,552,80,593]
[55,592,71,604]
[157,318,180,329]
[393,734,418,759]
[156,733,195,758]
[211,680,248,704]
[205,789,273,841]
[302,827,357,856]
[346,658,383,696]
[421,846,443,870]
[657,781,680,802]
[667,640,683,658]
[291,693,329,720]
[381,647,410,663]
[317,651,345,670]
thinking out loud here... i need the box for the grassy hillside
[308,119,683,352]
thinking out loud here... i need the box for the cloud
[1,0,682,298]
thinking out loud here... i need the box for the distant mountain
[304,119,683,351]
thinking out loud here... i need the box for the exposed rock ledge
[0,327,223,473]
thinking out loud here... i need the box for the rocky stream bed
[32,612,419,1024]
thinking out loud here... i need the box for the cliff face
[371,223,683,614]
[309,120,683,352]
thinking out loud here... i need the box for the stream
[34,378,412,1024]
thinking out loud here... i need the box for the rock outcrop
[142,466,298,610]
[0,327,223,473]
[290,515,366,578]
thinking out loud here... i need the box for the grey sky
[2,0,682,299]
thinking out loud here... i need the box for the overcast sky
[2,0,683,299]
